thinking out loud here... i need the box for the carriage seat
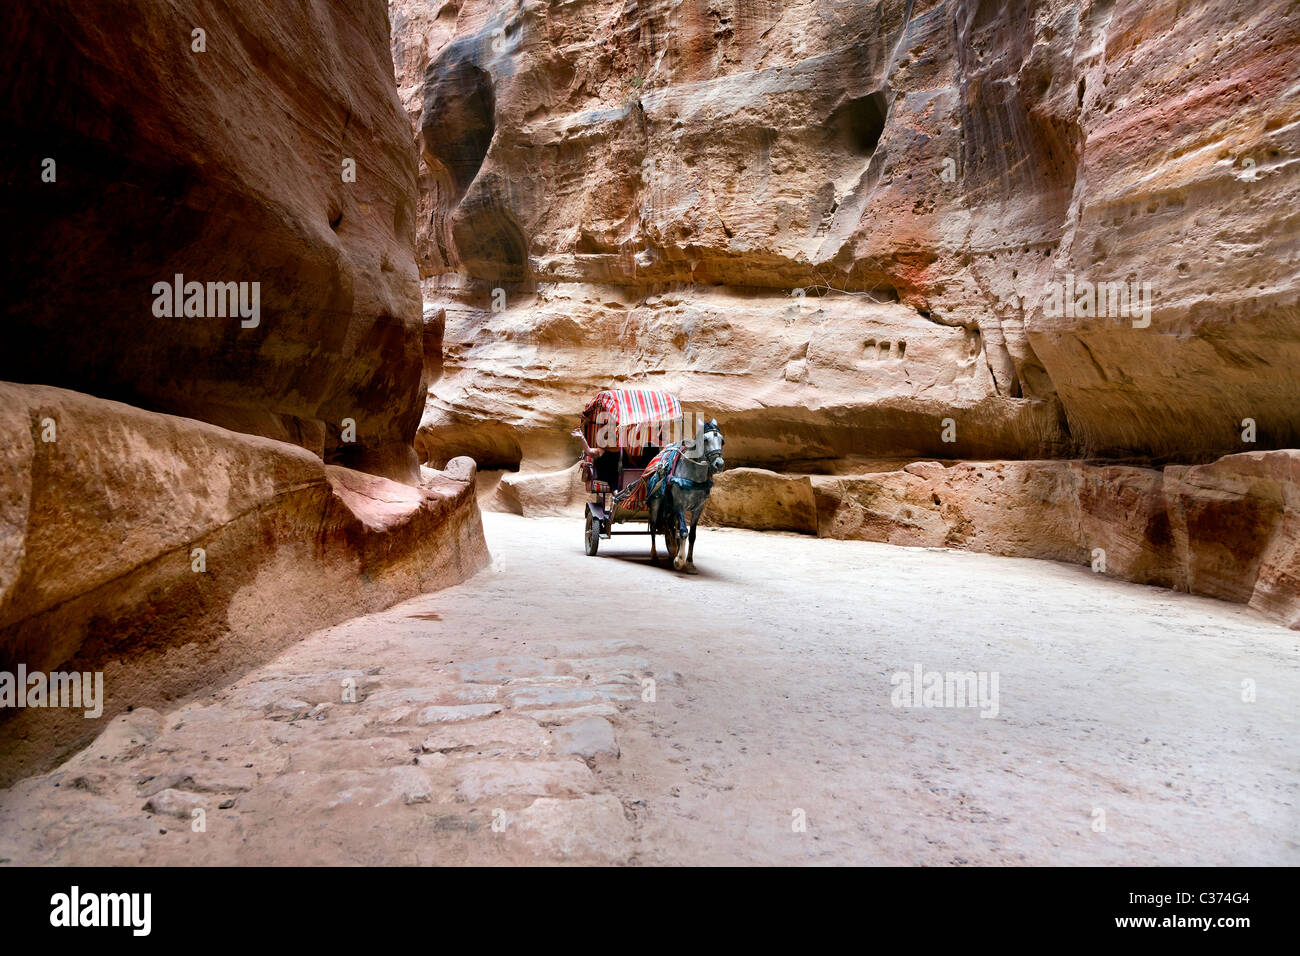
[587,445,661,493]
[592,450,620,488]
[617,444,660,490]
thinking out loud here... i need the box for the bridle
[699,421,724,470]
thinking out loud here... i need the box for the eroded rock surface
[392,0,1298,624]
[4,0,424,479]
[395,0,1298,469]
[0,383,488,786]
[811,451,1300,628]
[0,1,494,785]
[0,611,647,865]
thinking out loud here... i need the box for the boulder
[704,469,818,534]
[0,382,489,786]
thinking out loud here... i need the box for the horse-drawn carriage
[576,389,724,571]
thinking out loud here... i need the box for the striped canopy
[581,389,682,453]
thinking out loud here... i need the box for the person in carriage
[570,426,660,491]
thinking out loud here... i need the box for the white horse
[648,419,725,572]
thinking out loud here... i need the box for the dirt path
[2,513,1296,865]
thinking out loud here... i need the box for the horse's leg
[673,500,689,571]
[686,505,701,572]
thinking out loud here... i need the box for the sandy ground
[1,512,1296,865]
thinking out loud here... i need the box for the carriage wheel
[663,521,679,560]
[584,512,600,556]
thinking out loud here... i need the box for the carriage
[576,388,724,569]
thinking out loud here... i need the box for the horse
[647,419,725,572]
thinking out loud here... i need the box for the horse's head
[682,417,725,472]
[702,418,724,473]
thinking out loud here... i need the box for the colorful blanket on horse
[612,445,681,512]
[613,443,715,513]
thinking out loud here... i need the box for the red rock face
[3,0,425,481]
[0,383,489,786]
[393,0,1298,625]
[393,0,1298,466]
[0,2,492,781]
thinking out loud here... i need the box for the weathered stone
[66,709,165,768]
[313,767,441,810]
[396,0,1299,471]
[270,699,313,718]
[806,452,1300,628]
[457,657,566,683]
[511,795,633,862]
[287,738,415,773]
[142,789,208,820]
[415,703,503,725]
[567,657,654,680]
[435,685,503,705]
[594,686,641,703]
[0,383,489,786]
[490,465,586,517]
[137,765,258,797]
[1166,451,1300,628]
[704,470,818,534]
[552,717,620,761]
[453,759,597,803]
[504,686,602,709]
[421,716,550,758]
[395,767,434,806]
[524,704,621,726]
[5,0,426,480]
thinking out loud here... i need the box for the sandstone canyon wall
[0,0,488,784]
[4,0,423,480]
[394,0,1298,624]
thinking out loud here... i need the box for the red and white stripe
[581,389,681,452]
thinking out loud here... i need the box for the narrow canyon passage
[1,0,1295,899]
[2,514,1294,866]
